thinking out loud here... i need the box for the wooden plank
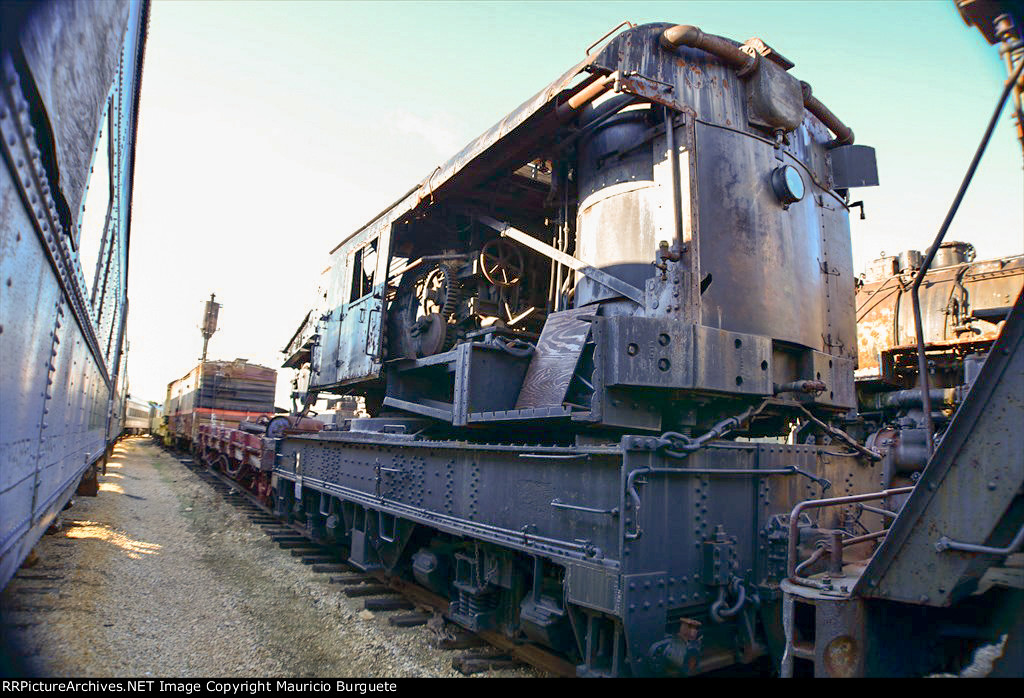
[515,306,593,409]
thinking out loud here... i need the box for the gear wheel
[389,263,463,359]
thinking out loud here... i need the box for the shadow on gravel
[0,613,35,678]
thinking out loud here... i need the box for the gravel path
[0,438,541,678]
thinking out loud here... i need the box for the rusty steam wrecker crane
[263,6,1020,678]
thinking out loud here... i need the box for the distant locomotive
[855,244,1023,483]
[163,359,278,450]
[0,0,148,589]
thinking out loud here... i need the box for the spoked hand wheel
[480,239,525,288]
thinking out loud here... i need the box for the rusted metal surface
[659,25,757,72]
[786,487,914,582]
[799,81,854,147]
[856,288,1024,606]
[660,23,851,143]
[856,251,1023,382]
[280,19,890,677]
[958,1,1024,155]
[910,54,1024,451]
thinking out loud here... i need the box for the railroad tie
[341,584,392,598]
[311,563,352,573]
[300,555,338,566]
[363,597,414,612]
[328,573,373,584]
[429,630,486,651]
[14,587,60,595]
[452,653,525,676]
[260,527,294,536]
[288,547,325,557]
[277,541,319,550]
[388,612,431,628]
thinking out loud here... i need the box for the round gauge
[771,165,805,208]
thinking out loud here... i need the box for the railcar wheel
[212,453,230,475]
[223,455,243,479]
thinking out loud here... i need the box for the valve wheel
[480,239,525,288]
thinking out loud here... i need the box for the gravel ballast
[0,438,541,678]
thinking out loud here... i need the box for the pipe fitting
[662,24,854,147]
[800,80,855,147]
[556,73,616,121]
[660,24,757,75]
[660,24,704,51]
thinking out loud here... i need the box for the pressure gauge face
[771,165,805,208]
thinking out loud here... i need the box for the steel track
[163,442,576,677]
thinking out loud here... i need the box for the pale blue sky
[126,0,1023,405]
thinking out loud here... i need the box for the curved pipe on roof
[660,24,854,147]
